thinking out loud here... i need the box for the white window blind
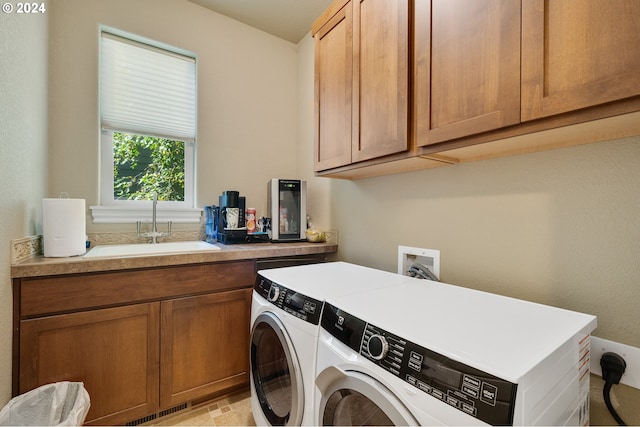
[100,32,196,142]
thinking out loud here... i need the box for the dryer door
[316,367,419,426]
[251,311,304,425]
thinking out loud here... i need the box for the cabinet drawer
[19,260,255,317]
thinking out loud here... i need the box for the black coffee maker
[214,190,247,244]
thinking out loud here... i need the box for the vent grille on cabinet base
[125,402,189,426]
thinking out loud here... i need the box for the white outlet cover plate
[590,336,640,390]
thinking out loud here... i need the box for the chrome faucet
[137,193,172,243]
[151,193,158,239]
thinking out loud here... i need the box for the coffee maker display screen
[278,180,301,237]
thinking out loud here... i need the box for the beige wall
[296,32,640,424]
[0,4,50,404]
[325,136,640,346]
[48,0,300,230]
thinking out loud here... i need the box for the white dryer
[315,278,597,426]
[250,262,411,426]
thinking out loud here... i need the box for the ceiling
[187,0,334,44]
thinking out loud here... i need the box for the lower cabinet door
[19,303,160,426]
[160,288,252,408]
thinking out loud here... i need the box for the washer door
[251,311,304,425]
[316,367,418,426]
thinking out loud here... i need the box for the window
[93,30,199,223]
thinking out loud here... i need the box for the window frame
[91,27,200,224]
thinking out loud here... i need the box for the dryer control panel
[255,275,323,325]
[322,303,518,426]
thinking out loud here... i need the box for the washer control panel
[321,303,518,426]
[254,274,322,325]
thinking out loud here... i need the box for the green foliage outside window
[113,132,185,201]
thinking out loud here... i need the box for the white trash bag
[0,382,90,426]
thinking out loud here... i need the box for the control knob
[367,334,389,361]
[267,285,280,302]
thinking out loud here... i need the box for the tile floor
[146,389,255,426]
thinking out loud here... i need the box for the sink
[84,241,221,258]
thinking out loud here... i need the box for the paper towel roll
[43,198,86,257]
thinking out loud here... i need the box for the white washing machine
[315,278,597,426]
[250,262,412,426]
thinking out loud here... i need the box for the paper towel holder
[42,196,87,257]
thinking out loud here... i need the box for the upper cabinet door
[415,0,521,147]
[522,0,640,121]
[352,0,409,162]
[314,3,353,172]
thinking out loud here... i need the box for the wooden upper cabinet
[314,2,353,171]
[352,0,409,162]
[415,0,521,147]
[313,0,409,171]
[521,0,640,121]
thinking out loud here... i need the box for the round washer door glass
[317,369,418,426]
[323,389,394,426]
[251,312,303,425]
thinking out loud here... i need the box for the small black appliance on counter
[211,190,247,244]
[205,191,271,244]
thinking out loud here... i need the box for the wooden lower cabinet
[19,303,160,426]
[160,288,252,408]
[14,260,256,426]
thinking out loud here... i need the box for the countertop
[11,241,338,278]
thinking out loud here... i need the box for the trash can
[0,382,90,426]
